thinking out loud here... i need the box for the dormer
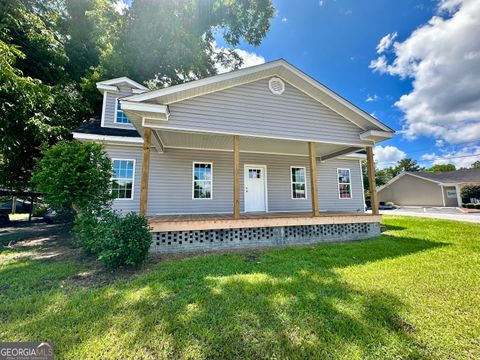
[97,77,149,129]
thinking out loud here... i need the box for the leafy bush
[461,185,480,204]
[32,141,113,215]
[466,203,475,209]
[74,210,106,254]
[475,203,480,210]
[74,210,152,268]
[98,212,152,269]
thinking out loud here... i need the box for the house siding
[102,87,136,130]
[105,145,365,215]
[164,78,369,146]
[378,174,444,206]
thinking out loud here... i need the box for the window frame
[111,158,136,200]
[290,166,307,200]
[114,98,130,124]
[337,168,352,199]
[192,162,213,200]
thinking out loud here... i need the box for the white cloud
[369,55,389,73]
[366,94,379,102]
[212,42,265,74]
[281,17,288,22]
[319,0,324,6]
[421,146,480,168]
[113,0,128,14]
[374,145,407,169]
[376,32,398,54]
[369,0,480,145]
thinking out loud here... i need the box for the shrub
[466,203,475,209]
[74,210,152,268]
[98,212,152,269]
[475,203,480,210]
[32,141,113,216]
[74,210,106,254]
[461,185,480,204]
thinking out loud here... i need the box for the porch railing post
[140,127,152,216]
[233,135,240,219]
[366,146,379,215]
[308,142,319,217]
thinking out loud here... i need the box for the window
[337,168,352,199]
[249,169,262,179]
[193,162,212,199]
[115,98,130,124]
[112,159,135,199]
[291,167,307,199]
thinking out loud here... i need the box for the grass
[0,216,479,359]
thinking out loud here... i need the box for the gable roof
[378,168,480,192]
[96,77,148,94]
[124,59,394,134]
[410,168,480,184]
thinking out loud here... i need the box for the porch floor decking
[149,212,381,232]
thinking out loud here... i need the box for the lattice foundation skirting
[150,222,381,254]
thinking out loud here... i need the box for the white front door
[244,165,267,212]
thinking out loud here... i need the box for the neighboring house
[73,59,394,253]
[378,168,480,207]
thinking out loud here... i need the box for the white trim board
[73,132,144,144]
[141,124,373,148]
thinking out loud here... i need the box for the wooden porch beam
[308,142,319,217]
[140,127,152,216]
[233,135,240,219]
[366,146,379,215]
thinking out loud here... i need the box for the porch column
[455,184,463,207]
[366,146,379,215]
[140,127,152,216]
[308,142,319,217]
[233,135,240,219]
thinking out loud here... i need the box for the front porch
[149,211,381,231]
[149,211,382,253]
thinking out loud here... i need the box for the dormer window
[115,98,130,124]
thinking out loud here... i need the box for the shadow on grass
[0,233,442,358]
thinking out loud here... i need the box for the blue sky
[213,0,480,169]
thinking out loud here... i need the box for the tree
[32,141,113,214]
[0,31,88,189]
[391,158,423,177]
[92,0,275,87]
[471,160,480,169]
[428,164,456,172]
[0,0,276,190]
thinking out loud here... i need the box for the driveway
[379,206,480,223]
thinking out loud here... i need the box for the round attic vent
[268,77,285,95]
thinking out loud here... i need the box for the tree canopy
[0,0,275,190]
[428,164,456,172]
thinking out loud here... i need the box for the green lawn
[0,217,479,359]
